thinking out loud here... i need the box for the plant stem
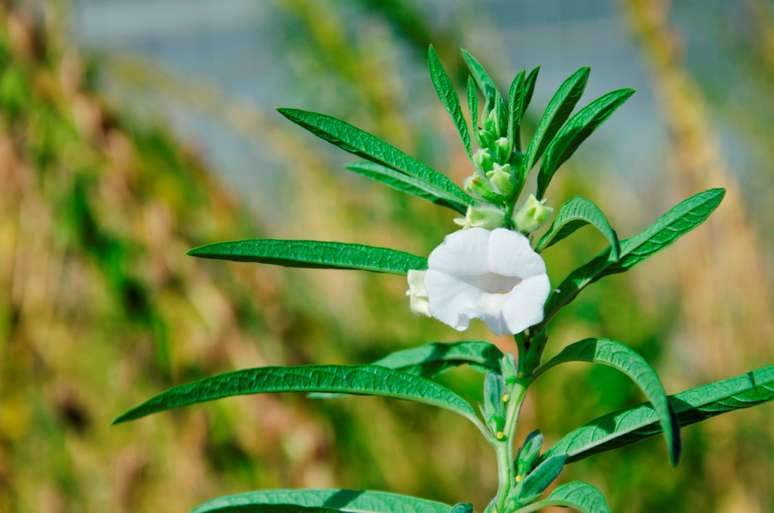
[492,329,545,513]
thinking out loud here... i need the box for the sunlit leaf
[188,239,426,275]
[535,338,680,465]
[428,45,471,157]
[516,481,610,513]
[113,364,479,427]
[544,188,725,320]
[371,340,503,377]
[536,88,635,198]
[536,196,619,258]
[190,488,452,513]
[278,108,473,207]
[461,48,501,103]
[545,364,774,463]
[524,67,589,172]
[346,161,468,214]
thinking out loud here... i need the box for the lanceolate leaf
[535,338,680,465]
[190,489,452,513]
[524,67,590,172]
[461,49,501,103]
[371,341,503,377]
[467,76,479,141]
[309,341,503,400]
[536,196,620,258]
[428,45,471,157]
[516,481,610,513]
[507,71,525,151]
[544,188,725,320]
[545,364,774,463]
[518,67,540,122]
[518,454,567,503]
[346,161,468,214]
[536,88,635,199]
[113,364,480,427]
[187,239,427,275]
[278,108,473,207]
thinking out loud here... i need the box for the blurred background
[0,1,772,512]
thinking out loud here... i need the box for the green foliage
[516,482,610,513]
[536,196,620,257]
[545,364,774,462]
[536,89,635,198]
[113,45,770,513]
[517,454,567,504]
[535,338,680,465]
[428,45,471,157]
[113,364,482,430]
[346,161,469,213]
[524,67,589,172]
[370,341,503,377]
[190,489,452,513]
[544,188,725,320]
[188,239,426,275]
[277,108,473,208]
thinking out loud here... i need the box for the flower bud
[494,137,511,163]
[483,109,498,133]
[473,148,494,172]
[513,194,553,233]
[486,163,514,197]
[454,205,506,230]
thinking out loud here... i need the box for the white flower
[406,269,431,317]
[409,228,550,335]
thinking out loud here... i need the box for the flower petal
[428,228,491,275]
[488,228,546,279]
[501,273,551,334]
[425,269,480,331]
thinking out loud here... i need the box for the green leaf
[371,340,503,377]
[461,48,501,103]
[310,341,503,400]
[536,88,634,198]
[277,108,473,207]
[428,45,471,157]
[516,430,544,475]
[467,76,479,141]
[450,503,473,513]
[536,196,620,258]
[545,364,774,463]
[516,481,610,513]
[507,71,525,151]
[187,239,427,275]
[113,364,480,428]
[518,454,567,503]
[518,67,540,122]
[535,338,680,465]
[524,67,589,172]
[190,488,452,513]
[544,188,725,320]
[346,161,468,214]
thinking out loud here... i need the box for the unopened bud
[473,148,494,172]
[496,431,505,440]
[513,194,553,233]
[486,163,514,197]
[495,137,511,162]
[483,109,498,133]
[454,205,506,230]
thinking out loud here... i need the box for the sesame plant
[113,47,773,513]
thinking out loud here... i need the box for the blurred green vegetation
[0,2,771,513]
